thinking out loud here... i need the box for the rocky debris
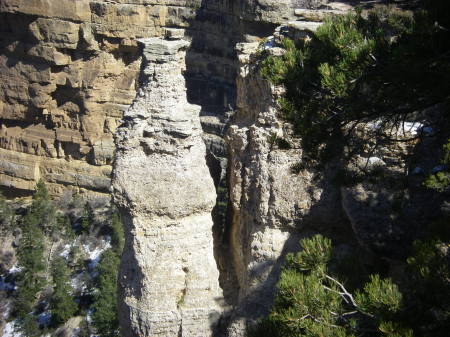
[112,36,223,337]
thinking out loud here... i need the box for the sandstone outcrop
[0,0,202,196]
[112,36,223,337]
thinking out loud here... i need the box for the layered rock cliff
[0,0,312,196]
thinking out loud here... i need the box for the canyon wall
[0,1,365,336]
[0,0,314,196]
[0,0,200,196]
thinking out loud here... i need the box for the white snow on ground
[367,121,433,137]
[367,157,384,166]
[86,308,94,324]
[71,272,88,292]
[59,244,73,259]
[8,265,22,274]
[83,238,111,271]
[2,321,22,337]
[401,122,423,136]
[2,301,12,319]
[263,36,275,49]
[367,120,383,130]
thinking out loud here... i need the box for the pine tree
[21,314,41,337]
[81,202,94,233]
[14,181,49,328]
[110,210,124,254]
[28,179,56,234]
[92,249,121,337]
[15,215,46,318]
[248,235,409,337]
[50,257,78,325]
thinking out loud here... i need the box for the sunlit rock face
[0,0,202,196]
[112,36,223,337]
[0,0,324,196]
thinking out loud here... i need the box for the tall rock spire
[112,33,223,337]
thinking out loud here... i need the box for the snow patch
[367,120,383,130]
[2,321,22,337]
[59,244,73,259]
[401,122,423,136]
[82,238,111,275]
[2,301,12,319]
[367,157,384,166]
[262,36,275,49]
[8,265,22,274]
[71,272,88,292]
[367,120,433,137]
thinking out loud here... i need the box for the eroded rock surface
[0,0,202,196]
[0,0,332,195]
[112,37,223,337]
[225,40,346,336]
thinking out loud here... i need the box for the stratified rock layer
[112,37,223,337]
[0,0,327,196]
[0,0,201,196]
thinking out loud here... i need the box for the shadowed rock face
[112,37,223,337]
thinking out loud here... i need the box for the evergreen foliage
[110,210,125,254]
[424,139,450,191]
[248,235,409,337]
[15,183,47,319]
[27,180,56,234]
[259,2,450,160]
[21,314,41,337]
[0,191,14,233]
[401,238,450,336]
[50,257,78,325]
[91,209,124,337]
[81,202,94,233]
[92,250,121,337]
[3,181,124,336]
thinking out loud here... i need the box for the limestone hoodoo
[112,35,223,337]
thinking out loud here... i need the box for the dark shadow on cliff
[181,4,280,328]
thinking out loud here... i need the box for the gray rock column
[112,36,223,337]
